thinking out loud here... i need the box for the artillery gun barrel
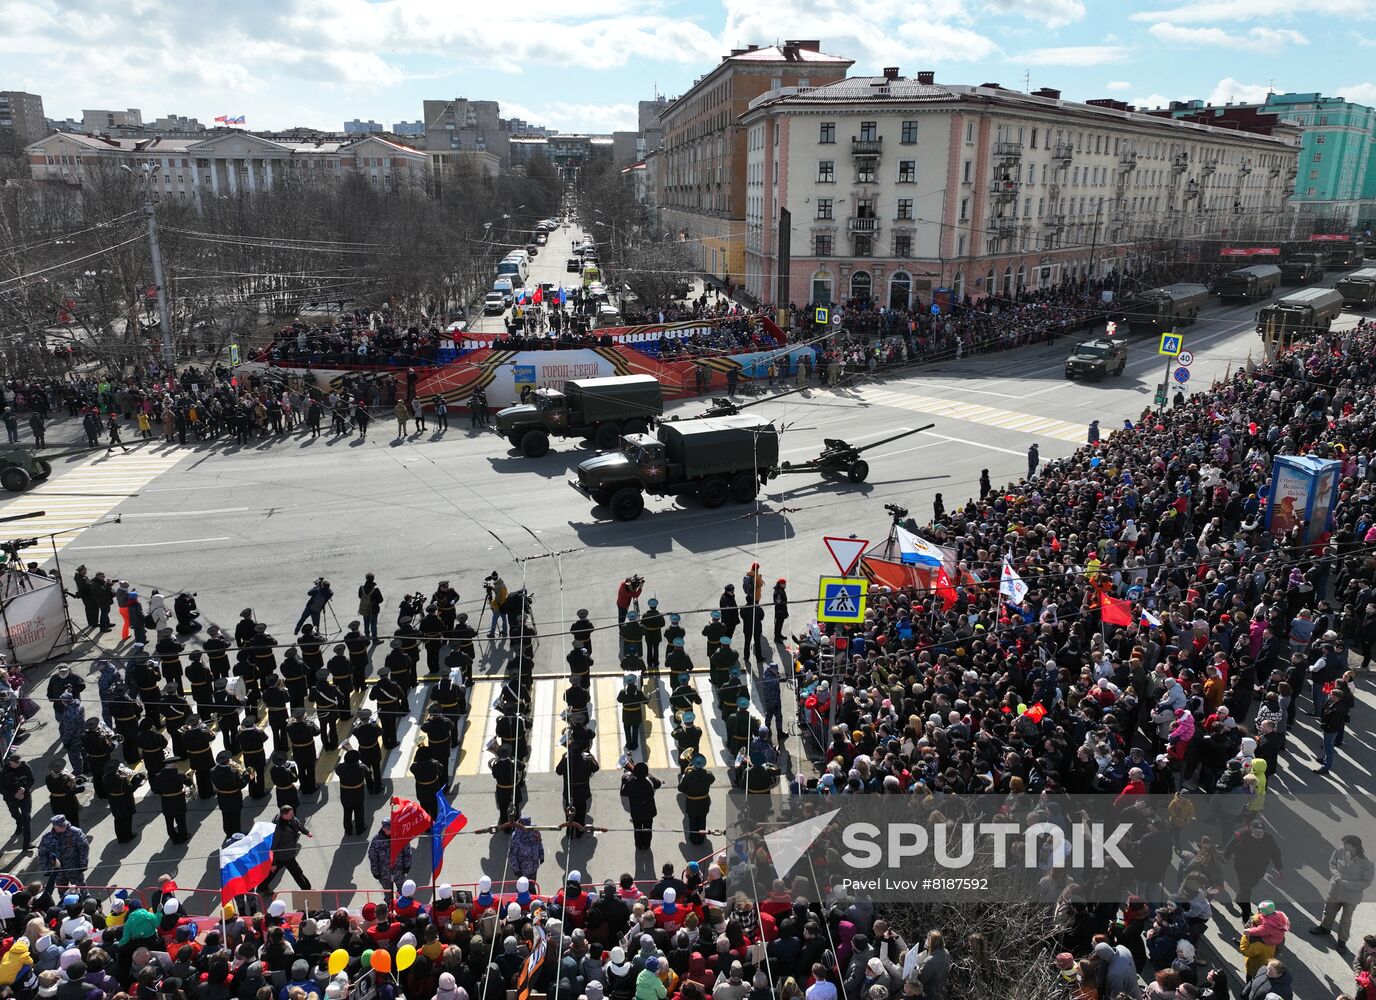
[850,423,935,453]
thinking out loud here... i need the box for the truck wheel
[31,459,51,480]
[593,486,614,506]
[507,432,522,449]
[1114,361,1126,376]
[610,488,644,521]
[622,419,649,436]
[1,466,30,493]
[699,477,729,508]
[520,430,550,458]
[847,460,870,483]
[729,470,758,503]
[594,423,621,451]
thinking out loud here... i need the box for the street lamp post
[122,163,175,371]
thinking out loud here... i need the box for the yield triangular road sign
[823,535,869,576]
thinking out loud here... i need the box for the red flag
[1100,593,1133,627]
[533,286,543,305]
[390,797,431,866]
[933,565,958,610]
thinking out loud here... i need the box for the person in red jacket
[1114,766,1147,807]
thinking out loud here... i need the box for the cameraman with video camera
[293,577,334,636]
[617,574,644,626]
[484,572,509,639]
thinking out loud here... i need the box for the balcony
[1239,159,1253,176]
[1172,153,1189,173]
[1201,161,1216,176]
[1111,210,1128,224]
[993,140,1023,160]
[1043,213,1066,228]
[989,179,1020,200]
[1119,150,1137,169]
[1053,141,1074,164]
[848,216,880,233]
[851,137,883,155]
[989,217,1019,235]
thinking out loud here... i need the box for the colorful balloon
[327,950,349,976]
[395,944,417,972]
[370,950,392,974]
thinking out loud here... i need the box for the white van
[495,258,527,286]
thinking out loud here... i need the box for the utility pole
[126,163,175,371]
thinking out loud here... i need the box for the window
[798,78,810,87]
[893,233,912,258]
[963,160,972,183]
[1313,152,1323,162]
[819,122,835,144]
[770,76,782,90]
[959,198,969,220]
[854,235,873,257]
[896,198,913,220]
[850,270,873,300]
[898,160,915,183]
[856,159,876,183]
[818,160,835,182]
[860,121,877,141]
[814,233,833,256]
[957,234,966,256]
[965,122,974,143]
[1309,169,1319,180]
[856,196,877,218]
[1316,134,1326,144]
[816,197,833,220]
[901,120,918,144]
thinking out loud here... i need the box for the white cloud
[502,100,640,133]
[1206,78,1274,105]
[1130,0,1373,22]
[1131,94,1174,110]
[1105,80,1133,91]
[1147,23,1307,53]
[1019,45,1129,67]
[981,0,1086,29]
[1337,83,1376,105]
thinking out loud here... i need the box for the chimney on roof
[746,44,758,51]
[980,82,1001,90]
[1033,87,1061,100]
[730,48,745,56]
[786,39,820,52]
[882,67,900,81]
[782,43,800,61]
[917,70,935,85]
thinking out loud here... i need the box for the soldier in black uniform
[555,739,599,831]
[108,684,143,766]
[204,624,232,679]
[620,759,662,852]
[263,675,291,747]
[709,635,739,689]
[701,610,726,661]
[247,620,277,680]
[136,716,168,775]
[490,743,525,824]
[383,638,411,691]
[280,647,310,712]
[159,684,192,760]
[155,627,185,692]
[641,599,665,674]
[212,750,250,836]
[619,609,644,663]
[180,715,216,798]
[233,608,257,648]
[419,604,446,678]
[130,654,163,730]
[44,764,82,827]
[678,753,714,844]
[432,580,459,630]
[286,708,321,794]
[666,635,693,678]
[336,750,368,835]
[567,638,592,685]
[327,643,353,703]
[370,666,406,749]
[151,759,194,843]
[312,670,346,751]
[186,651,216,714]
[298,624,325,683]
[672,710,703,771]
[211,677,244,748]
[81,719,117,797]
[563,675,592,731]
[344,621,370,692]
[269,750,300,810]
[351,709,385,794]
[105,762,145,843]
[236,725,270,799]
[570,609,594,656]
[394,616,420,688]
[664,613,686,655]
[432,670,466,730]
[418,709,454,766]
[449,613,476,683]
[410,753,445,821]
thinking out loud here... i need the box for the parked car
[484,291,510,315]
[567,257,581,273]
[525,243,538,257]
[492,277,515,298]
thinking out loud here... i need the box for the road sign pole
[1159,352,1172,411]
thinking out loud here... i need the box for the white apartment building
[26,130,429,201]
[741,72,1301,308]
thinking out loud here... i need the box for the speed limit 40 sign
[1176,350,1195,367]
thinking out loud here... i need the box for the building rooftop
[722,41,852,64]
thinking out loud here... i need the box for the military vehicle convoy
[1118,283,1209,336]
[495,374,664,457]
[1337,267,1376,309]
[1217,264,1282,303]
[1256,286,1344,351]
[1279,252,1325,285]
[571,415,778,520]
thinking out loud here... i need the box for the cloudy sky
[4,0,1373,133]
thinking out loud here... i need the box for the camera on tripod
[884,503,909,524]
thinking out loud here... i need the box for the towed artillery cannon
[776,423,935,484]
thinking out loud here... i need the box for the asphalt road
[2,271,1372,996]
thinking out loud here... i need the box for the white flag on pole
[1000,558,1028,607]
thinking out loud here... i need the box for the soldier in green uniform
[719,666,747,715]
[641,599,665,675]
[664,612,686,658]
[701,609,726,660]
[670,673,701,720]
[678,754,714,844]
[672,710,703,771]
[150,759,194,843]
[726,695,754,757]
[618,675,649,753]
[619,609,644,663]
[666,635,693,678]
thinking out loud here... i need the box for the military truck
[495,374,664,457]
[1256,286,1344,351]
[1336,267,1376,309]
[1279,252,1325,285]
[1119,283,1209,335]
[1216,264,1281,303]
[1064,338,1128,381]
[571,415,779,520]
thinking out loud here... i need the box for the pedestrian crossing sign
[815,306,829,325]
[817,576,867,623]
[1158,332,1182,357]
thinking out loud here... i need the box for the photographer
[484,572,509,639]
[616,574,644,625]
[293,577,333,636]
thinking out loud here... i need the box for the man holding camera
[294,578,334,636]
[617,574,644,625]
[484,572,509,639]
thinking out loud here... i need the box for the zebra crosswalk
[860,386,1087,443]
[0,446,187,558]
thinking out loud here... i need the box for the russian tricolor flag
[220,821,275,904]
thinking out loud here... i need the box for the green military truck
[494,374,664,457]
[1119,283,1209,336]
[571,415,779,520]
[1064,338,1128,381]
[1279,252,1325,285]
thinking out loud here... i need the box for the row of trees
[0,153,564,375]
